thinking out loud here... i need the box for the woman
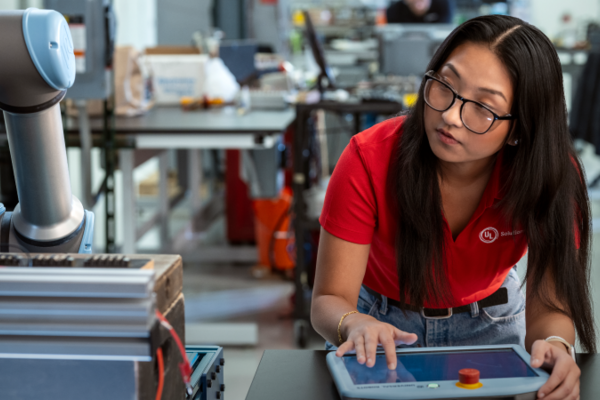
[312,15,595,400]
[386,0,454,24]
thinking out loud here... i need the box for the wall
[529,0,600,40]
[214,0,244,40]
[113,0,157,50]
[0,0,41,9]
[251,0,291,54]
[156,0,212,46]
[0,0,157,50]
[0,0,18,8]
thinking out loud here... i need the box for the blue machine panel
[186,346,225,400]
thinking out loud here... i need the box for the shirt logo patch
[479,227,499,243]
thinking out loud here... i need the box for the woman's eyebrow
[444,63,461,78]
[443,62,508,103]
[478,87,508,103]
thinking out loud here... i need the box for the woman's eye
[437,84,452,94]
[474,104,490,116]
[441,78,454,87]
[478,101,495,111]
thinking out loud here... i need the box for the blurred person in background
[387,0,455,23]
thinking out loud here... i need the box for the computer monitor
[378,23,455,76]
[219,40,259,83]
[303,10,336,92]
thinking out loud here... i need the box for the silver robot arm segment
[0,8,93,253]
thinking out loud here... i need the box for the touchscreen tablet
[327,345,550,400]
[342,348,537,385]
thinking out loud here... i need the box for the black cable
[92,174,109,207]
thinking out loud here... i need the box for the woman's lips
[437,129,460,145]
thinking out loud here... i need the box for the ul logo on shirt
[479,227,499,243]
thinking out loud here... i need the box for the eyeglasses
[423,70,516,134]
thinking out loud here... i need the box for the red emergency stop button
[459,369,480,384]
[456,368,483,390]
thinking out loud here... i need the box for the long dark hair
[390,15,596,352]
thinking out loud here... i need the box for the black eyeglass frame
[423,70,516,134]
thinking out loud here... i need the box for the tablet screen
[342,349,538,385]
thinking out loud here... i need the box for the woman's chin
[426,133,468,164]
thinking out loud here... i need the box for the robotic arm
[0,8,93,253]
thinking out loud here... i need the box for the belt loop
[470,301,479,318]
[379,294,388,315]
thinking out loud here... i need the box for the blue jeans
[326,267,526,350]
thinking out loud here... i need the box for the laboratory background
[0,0,599,399]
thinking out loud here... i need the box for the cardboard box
[142,52,208,105]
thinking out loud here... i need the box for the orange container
[252,188,295,270]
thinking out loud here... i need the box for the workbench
[65,106,294,253]
[245,350,600,400]
[93,107,294,253]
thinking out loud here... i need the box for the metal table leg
[158,150,170,248]
[76,100,95,210]
[188,149,202,216]
[103,100,117,253]
[293,106,310,348]
[120,148,135,254]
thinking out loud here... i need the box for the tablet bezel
[326,344,551,400]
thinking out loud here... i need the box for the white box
[142,54,208,105]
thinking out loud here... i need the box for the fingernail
[532,358,539,365]
[367,358,373,365]
[538,393,545,398]
[389,363,396,370]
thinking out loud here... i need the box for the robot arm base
[0,208,94,254]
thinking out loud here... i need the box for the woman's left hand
[530,340,580,400]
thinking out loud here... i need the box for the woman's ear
[506,122,518,146]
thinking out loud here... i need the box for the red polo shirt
[319,116,528,308]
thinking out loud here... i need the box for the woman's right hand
[335,313,418,370]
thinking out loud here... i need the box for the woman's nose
[441,99,464,129]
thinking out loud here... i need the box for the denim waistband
[363,285,509,318]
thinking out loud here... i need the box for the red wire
[155,347,164,400]
[155,309,193,394]
[156,310,187,360]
